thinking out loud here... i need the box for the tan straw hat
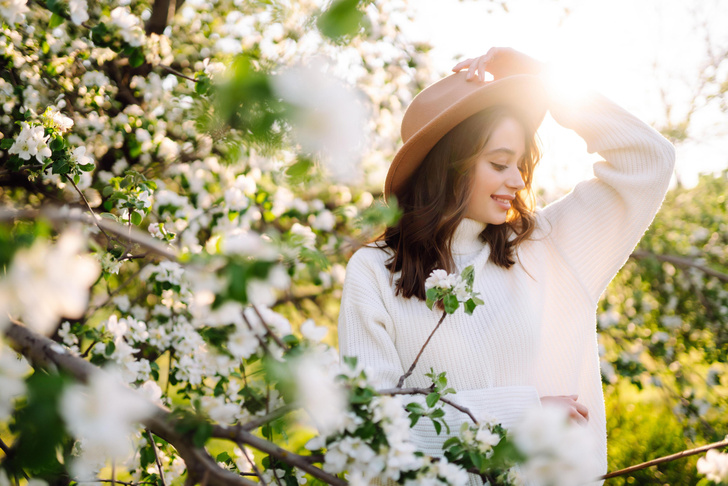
[384,71,548,200]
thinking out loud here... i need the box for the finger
[569,408,588,426]
[574,401,589,420]
[477,55,486,82]
[452,59,473,72]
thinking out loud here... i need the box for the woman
[338,47,675,482]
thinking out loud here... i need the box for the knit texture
[338,90,675,484]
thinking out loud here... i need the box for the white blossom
[60,369,155,463]
[2,231,100,335]
[0,345,31,421]
[511,405,598,486]
[109,7,146,47]
[698,449,728,483]
[68,0,89,24]
[0,0,29,25]
[9,122,52,162]
[272,61,368,183]
[294,353,348,437]
[300,319,328,342]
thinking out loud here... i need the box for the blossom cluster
[425,266,484,315]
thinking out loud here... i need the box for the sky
[403,0,728,197]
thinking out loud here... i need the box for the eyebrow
[484,148,518,156]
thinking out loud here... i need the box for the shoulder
[346,242,394,277]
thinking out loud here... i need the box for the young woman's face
[464,116,526,225]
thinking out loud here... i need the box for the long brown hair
[377,105,542,301]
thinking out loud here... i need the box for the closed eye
[490,162,508,171]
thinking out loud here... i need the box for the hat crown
[401,72,488,142]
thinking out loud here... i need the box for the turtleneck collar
[451,218,487,257]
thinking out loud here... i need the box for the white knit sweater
[338,89,675,484]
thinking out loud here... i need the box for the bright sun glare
[404,0,728,197]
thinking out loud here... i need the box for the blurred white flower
[0,345,32,421]
[272,61,368,184]
[511,405,598,486]
[697,449,728,483]
[294,353,348,437]
[0,0,29,25]
[68,0,88,24]
[300,319,328,343]
[3,231,100,335]
[60,369,155,463]
[108,7,145,47]
[42,106,74,132]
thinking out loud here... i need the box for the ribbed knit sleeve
[338,248,404,388]
[539,93,676,303]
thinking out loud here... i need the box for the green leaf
[52,158,70,175]
[406,402,425,414]
[131,211,143,226]
[433,419,442,435]
[0,138,13,149]
[102,185,114,197]
[193,421,213,447]
[429,408,445,419]
[129,47,145,68]
[49,137,65,151]
[317,0,363,41]
[442,437,460,450]
[79,163,96,172]
[286,157,312,179]
[444,293,459,314]
[464,299,476,315]
[49,12,65,28]
[408,413,421,428]
[461,265,475,286]
[426,392,440,408]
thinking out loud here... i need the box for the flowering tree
[1,0,727,485]
[0,0,603,485]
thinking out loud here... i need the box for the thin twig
[396,310,448,388]
[631,250,728,283]
[241,312,273,356]
[64,174,112,243]
[600,437,728,480]
[378,387,479,425]
[147,430,168,486]
[237,444,267,486]
[158,64,198,83]
[252,305,288,352]
[0,437,9,455]
[238,404,296,432]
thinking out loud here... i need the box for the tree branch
[631,250,728,283]
[396,309,447,388]
[0,207,178,261]
[377,387,479,425]
[211,427,346,486]
[600,437,728,480]
[4,321,343,486]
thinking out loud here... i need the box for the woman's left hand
[452,47,544,82]
[540,394,589,426]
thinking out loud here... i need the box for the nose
[506,165,526,191]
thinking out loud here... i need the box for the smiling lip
[491,194,514,210]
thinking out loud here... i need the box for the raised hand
[452,47,544,82]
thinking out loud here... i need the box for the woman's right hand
[452,47,544,82]
[540,394,590,426]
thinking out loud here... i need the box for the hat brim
[384,73,547,201]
